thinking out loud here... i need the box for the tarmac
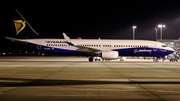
[0,56,180,101]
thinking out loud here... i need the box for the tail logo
[13,20,26,35]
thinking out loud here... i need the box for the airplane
[5,9,175,62]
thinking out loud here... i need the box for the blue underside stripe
[25,43,173,57]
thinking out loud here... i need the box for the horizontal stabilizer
[5,37,24,43]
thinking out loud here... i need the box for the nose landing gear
[153,57,159,62]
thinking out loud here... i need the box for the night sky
[1,0,180,52]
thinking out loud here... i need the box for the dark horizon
[1,0,180,52]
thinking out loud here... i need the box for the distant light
[3,53,6,55]
[132,26,137,28]
[157,24,166,40]
[158,24,165,28]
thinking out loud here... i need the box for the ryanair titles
[45,41,65,43]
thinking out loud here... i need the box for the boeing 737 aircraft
[5,9,174,62]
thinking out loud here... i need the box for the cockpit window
[162,45,167,47]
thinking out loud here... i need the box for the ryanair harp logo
[13,20,26,35]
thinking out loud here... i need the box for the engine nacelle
[101,51,119,59]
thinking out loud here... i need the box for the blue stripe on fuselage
[25,43,174,57]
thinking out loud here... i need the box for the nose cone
[168,47,174,54]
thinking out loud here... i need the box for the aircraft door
[153,44,157,51]
[37,41,41,50]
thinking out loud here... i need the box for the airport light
[158,24,165,40]
[155,27,158,41]
[132,26,136,40]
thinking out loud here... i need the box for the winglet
[62,33,78,46]
[62,32,70,42]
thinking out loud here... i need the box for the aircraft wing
[63,33,102,54]
[77,46,101,53]
[66,41,102,53]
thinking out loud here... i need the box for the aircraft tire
[88,57,93,62]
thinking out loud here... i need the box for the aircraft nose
[169,47,174,53]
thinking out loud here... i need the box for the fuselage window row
[46,44,148,48]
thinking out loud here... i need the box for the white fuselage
[15,38,174,57]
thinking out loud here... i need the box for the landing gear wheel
[153,57,159,62]
[120,59,124,61]
[156,58,159,62]
[88,57,93,62]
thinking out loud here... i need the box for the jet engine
[101,51,119,59]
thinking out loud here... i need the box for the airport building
[158,38,180,54]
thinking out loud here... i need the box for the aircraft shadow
[0,77,180,87]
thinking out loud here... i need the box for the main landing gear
[88,56,102,62]
[88,57,93,62]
